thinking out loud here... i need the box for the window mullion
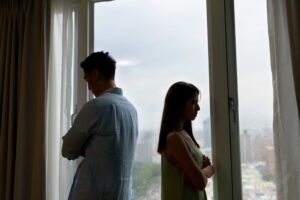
[207,0,242,199]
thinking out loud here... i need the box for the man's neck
[95,80,116,97]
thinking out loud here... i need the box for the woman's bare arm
[165,132,207,190]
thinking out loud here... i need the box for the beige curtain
[46,0,78,199]
[268,0,300,199]
[0,1,48,200]
[286,0,300,117]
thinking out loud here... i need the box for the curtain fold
[46,0,78,199]
[286,0,300,117]
[267,0,300,200]
[0,1,47,200]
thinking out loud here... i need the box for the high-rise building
[203,118,211,148]
[240,129,252,163]
[265,146,275,174]
[135,131,154,162]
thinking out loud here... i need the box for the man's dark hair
[80,51,116,80]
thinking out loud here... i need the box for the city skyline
[133,121,276,200]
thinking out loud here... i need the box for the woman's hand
[202,155,215,178]
[202,155,211,169]
[202,165,215,178]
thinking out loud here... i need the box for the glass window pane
[234,0,277,199]
[92,0,213,199]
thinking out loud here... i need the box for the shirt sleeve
[62,100,99,160]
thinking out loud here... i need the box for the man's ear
[96,70,103,81]
[92,69,101,82]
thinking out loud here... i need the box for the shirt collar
[102,87,123,95]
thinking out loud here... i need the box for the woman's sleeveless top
[161,139,207,200]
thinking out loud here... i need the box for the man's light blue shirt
[62,87,138,200]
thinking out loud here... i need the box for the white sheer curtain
[46,0,78,199]
[267,1,300,200]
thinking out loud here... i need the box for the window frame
[71,1,79,124]
[75,0,90,110]
[207,0,242,199]
[74,0,244,200]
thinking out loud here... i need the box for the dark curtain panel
[0,0,47,199]
[286,0,300,118]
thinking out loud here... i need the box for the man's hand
[79,148,85,157]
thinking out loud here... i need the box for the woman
[158,81,215,200]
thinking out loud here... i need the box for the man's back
[63,87,138,200]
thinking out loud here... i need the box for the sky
[92,0,273,133]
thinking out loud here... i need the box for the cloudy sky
[93,0,273,133]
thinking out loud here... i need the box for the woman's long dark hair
[157,81,200,154]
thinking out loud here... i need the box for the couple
[62,51,215,200]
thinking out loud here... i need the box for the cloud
[93,0,273,130]
[117,59,140,67]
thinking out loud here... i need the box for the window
[234,0,276,199]
[90,0,213,199]
[71,0,279,199]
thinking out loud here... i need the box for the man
[62,51,138,200]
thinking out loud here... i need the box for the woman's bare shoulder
[166,131,187,150]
